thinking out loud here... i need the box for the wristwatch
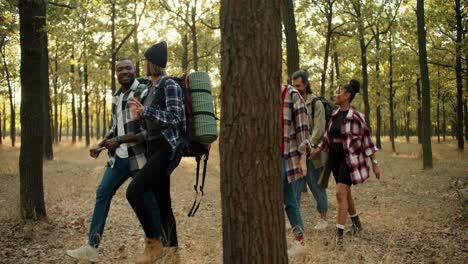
[372,159,379,165]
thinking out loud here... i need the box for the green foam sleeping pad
[188,71,218,144]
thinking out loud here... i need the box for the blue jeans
[88,156,163,248]
[297,160,328,214]
[281,159,305,236]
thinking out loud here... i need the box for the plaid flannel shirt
[104,79,149,171]
[319,106,378,184]
[282,85,311,183]
[142,77,186,156]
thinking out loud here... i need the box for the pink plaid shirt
[319,106,378,184]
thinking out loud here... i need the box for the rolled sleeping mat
[188,71,218,144]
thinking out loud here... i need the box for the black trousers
[126,140,179,246]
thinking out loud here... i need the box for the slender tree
[1,43,15,147]
[454,0,464,151]
[282,0,300,77]
[19,0,47,220]
[416,0,433,168]
[220,0,287,262]
[388,31,396,153]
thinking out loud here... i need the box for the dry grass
[0,137,467,263]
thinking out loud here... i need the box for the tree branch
[48,1,76,9]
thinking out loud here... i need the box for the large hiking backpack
[309,96,338,127]
[158,72,218,217]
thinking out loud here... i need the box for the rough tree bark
[282,0,300,77]
[455,0,464,151]
[19,0,47,220]
[416,0,433,168]
[220,0,287,262]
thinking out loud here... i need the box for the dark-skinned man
[66,59,163,262]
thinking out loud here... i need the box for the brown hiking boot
[135,238,164,264]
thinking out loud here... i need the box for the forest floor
[0,137,467,264]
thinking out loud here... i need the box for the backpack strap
[310,97,321,120]
[188,149,210,217]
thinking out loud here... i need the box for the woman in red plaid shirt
[311,79,381,247]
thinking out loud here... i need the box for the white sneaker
[314,219,329,230]
[66,244,98,262]
[287,240,306,257]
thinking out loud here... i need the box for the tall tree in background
[388,31,396,153]
[282,0,300,77]
[454,0,464,151]
[220,0,287,262]
[416,0,433,168]
[1,40,16,147]
[43,34,53,160]
[19,0,47,220]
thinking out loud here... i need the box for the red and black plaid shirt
[320,106,378,184]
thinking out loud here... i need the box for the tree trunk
[53,49,59,144]
[455,0,464,151]
[110,1,117,92]
[96,96,101,140]
[220,0,287,262]
[42,27,53,160]
[0,104,2,144]
[405,85,411,143]
[388,32,396,153]
[78,77,83,141]
[102,89,107,137]
[1,44,16,147]
[133,0,140,77]
[437,69,441,143]
[182,33,189,72]
[416,77,422,144]
[282,0,300,78]
[442,95,446,142]
[59,88,63,142]
[375,33,382,149]
[416,0,433,168]
[464,99,468,141]
[71,91,77,144]
[191,6,199,71]
[334,51,340,81]
[2,101,6,140]
[329,54,335,100]
[320,0,334,97]
[84,63,90,146]
[19,0,47,220]
[355,0,372,132]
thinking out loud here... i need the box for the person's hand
[300,154,307,177]
[89,145,102,158]
[373,164,381,180]
[104,138,119,151]
[128,98,144,121]
[309,147,321,160]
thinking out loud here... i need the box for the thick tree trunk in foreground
[220,0,287,262]
[19,0,47,220]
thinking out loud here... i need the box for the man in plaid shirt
[281,84,310,255]
[66,59,162,262]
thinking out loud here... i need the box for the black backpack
[310,96,338,127]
